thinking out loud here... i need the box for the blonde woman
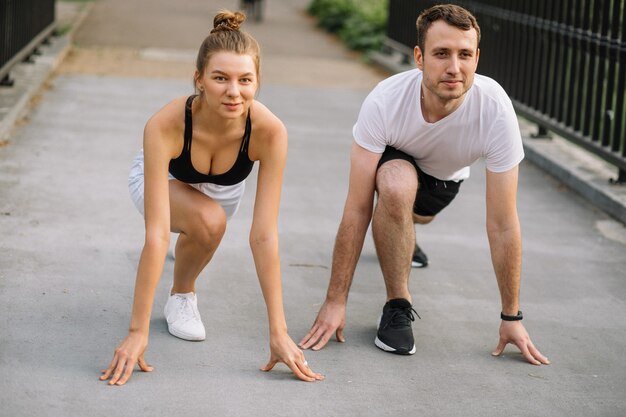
[101,10,322,385]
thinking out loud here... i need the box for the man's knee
[413,213,434,224]
[376,161,418,211]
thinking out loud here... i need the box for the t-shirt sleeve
[352,90,387,153]
[484,98,525,172]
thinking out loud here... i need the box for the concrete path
[1,1,625,416]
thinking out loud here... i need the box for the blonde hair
[195,10,261,88]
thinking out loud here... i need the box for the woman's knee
[189,205,227,247]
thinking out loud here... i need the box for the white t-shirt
[353,69,524,181]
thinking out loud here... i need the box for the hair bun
[211,10,246,33]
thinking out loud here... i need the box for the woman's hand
[261,332,324,382]
[100,331,154,385]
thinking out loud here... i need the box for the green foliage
[308,0,388,52]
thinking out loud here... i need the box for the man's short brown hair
[416,4,481,51]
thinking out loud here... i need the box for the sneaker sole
[411,260,428,268]
[166,325,206,341]
[374,336,416,355]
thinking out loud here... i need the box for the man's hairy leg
[372,160,418,302]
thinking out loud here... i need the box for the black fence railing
[0,0,56,85]
[385,0,626,182]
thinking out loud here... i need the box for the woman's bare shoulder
[144,96,187,144]
[143,96,191,155]
[250,100,287,141]
[145,96,190,135]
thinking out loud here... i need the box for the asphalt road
[1,0,625,416]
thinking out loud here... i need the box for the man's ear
[414,46,424,70]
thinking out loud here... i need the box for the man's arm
[485,166,549,365]
[299,142,380,350]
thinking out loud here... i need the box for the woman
[100,10,322,385]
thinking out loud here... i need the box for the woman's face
[196,51,258,119]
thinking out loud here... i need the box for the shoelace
[383,306,421,330]
[175,295,200,322]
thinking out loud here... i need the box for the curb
[0,2,94,141]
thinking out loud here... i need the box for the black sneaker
[375,298,420,355]
[411,243,429,268]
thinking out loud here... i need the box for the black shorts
[377,146,462,217]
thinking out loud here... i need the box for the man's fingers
[518,342,541,366]
[336,327,345,343]
[312,331,332,351]
[528,341,550,365]
[301,326,328,350]
[299,324,320,349]
[491,338,506,356]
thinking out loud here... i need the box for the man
[299,4,549,365]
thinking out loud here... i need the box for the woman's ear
[194,70,202,91]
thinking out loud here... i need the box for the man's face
[414,20,480,103]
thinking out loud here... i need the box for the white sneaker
[164,291,206,341]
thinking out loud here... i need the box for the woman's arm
[101,110,178,385]
[248,107,323,382]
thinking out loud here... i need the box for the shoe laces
[383,306,421,330]
[174,294,200,322]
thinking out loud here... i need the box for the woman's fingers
[137,355,154,372]
[286,359,316,382]
[298,358,324,381]
[260,358,278,372]
[261,355,323,382]
[99,355,118,381]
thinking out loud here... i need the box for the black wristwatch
[500,310,523,321]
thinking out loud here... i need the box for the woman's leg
[168,180,227,294]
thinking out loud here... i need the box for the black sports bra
[168,95,255,186]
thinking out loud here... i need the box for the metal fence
[0,0,56,85]
[385,0,626,182]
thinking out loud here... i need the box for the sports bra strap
[183,95,196,152]
[240,110,252,153]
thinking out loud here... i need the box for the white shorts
[128,149,245,220]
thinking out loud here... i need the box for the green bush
[308,0,388,52]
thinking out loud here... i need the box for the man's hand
[492,320,550,365]
[299,300,346,351]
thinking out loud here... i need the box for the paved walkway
[1,1,625,416]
